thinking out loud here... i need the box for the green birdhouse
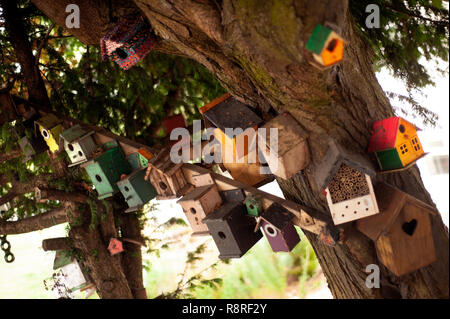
[117,167,157,212]
[244,194,262,217]
[127,148,153,170]
[82,143,132,199]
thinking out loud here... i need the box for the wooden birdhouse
[258,112,310,179]
[60,125,97,167]
[52,250,90,295]
[18,133,48,163]
[203,201,262,259]
[127,148,153,170]
[356,182,437,276]
[82,142,132,200]
[200,93,262,160]
[145,147,190,199]
[107,238,124,256]
[305,24,344,68]
[244,193,262,217]
[35,114,63,153]
[314,141,379,225]
[368,117,426,171]
[259,202,301,252]
[221,188,245,202]
[100,15,156,70]
[117,167,157,212]
[177,184,222,235]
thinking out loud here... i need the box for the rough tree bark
[29,0,450,299]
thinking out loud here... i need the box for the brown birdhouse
[177,185,222,235]
[356,182,437,276]
[258,112,310,179]
[145,147,191,199]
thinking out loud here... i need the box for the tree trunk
[29,0,449,299]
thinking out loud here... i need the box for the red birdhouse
[162,114,187,136]
[107,238,124,256]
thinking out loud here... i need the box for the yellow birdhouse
[35,114,63,153]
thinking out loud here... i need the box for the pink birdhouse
[107,238,124,255]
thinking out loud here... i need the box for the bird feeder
[107,238,124,256]
[145,147,190,199]
[314,141,379,225]
[177,184,222,234]
[258,112,310,179]
[100,15,156,70]
[368,116,427,171]
[356,182,437,276]
[35,114,63,153]
[117,167,157,212]
[244,193,262,217]
[305,24,344,68]
[127,148,153,170]
[203,201,262,259]
[259,202,301,252]
[60,125,97,167]
[82,142,132,199]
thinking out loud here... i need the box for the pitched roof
[368,117,400,152]
[60,124,94,143]
[260,202,293,231]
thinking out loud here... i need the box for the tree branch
[0,148,22,163]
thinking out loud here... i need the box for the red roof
[163,114,187,136]
[368,117,399,152]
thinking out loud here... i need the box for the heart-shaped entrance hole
[402,219,417,236]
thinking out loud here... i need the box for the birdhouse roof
[203,201,244,222]
[60,124,94,143]
[260,202,294,231]
[314,140,377,189]
[148,147,183,176]
[306,24,333,55]
[201,94,262,137]
[356,182,437,240]
[368,117,421,152]
[53,250,73,270]
[177,185,214,203]
[162,114,187,136]
[35,113,62,129]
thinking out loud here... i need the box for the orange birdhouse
[368,117,426,171]
[305,24,344,68]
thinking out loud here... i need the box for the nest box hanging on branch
[177,184,222,235]
[368,116,427,171]
[60,125,97,167]
[305,24,345,68]
[35,114,63,153]
[259,202,301,253]
[258,112,310,179]
[356,182,437,276]
[117,167,157,213]
[100,15,156,70]
[314,141,379,225]
[127,148,153,170]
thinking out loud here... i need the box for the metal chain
[0,235,15,263]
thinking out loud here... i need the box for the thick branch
[0,148,23,163]
[42,237,70,251]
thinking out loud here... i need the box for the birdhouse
[82,143,132,199]
[221,188,245,202]
[107,238,124,256]
[163,114,187,136]
[52,250,90,295]
[200,93,262,160]
[18,133,48,163]
[117,167,157,212]
[244,193,262,217]
[258,112,310,179]
[177,184,222,234]
[145,147,190,199]
[368,117,426,171]
[305,24,344,68]
[314,141,379,225]
[127,148,153,170]
[60,125,97,167]
[356,183,437,276]
[35,114,63,153]
[100,15,156,70]
[259,202,301,252]
[203,201,262,259]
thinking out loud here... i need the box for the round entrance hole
[218,232,226,239]
[124,186,130,192]
[159,181,167,190]
[114,48,128,59]
[78,151,83,157]
[264,224,278,238]
[68,144,75,152]
[326,39,338,52]
[41,129,49,139]
[399,124,406,133]
[95,174,102,182]
[190,207,197,214]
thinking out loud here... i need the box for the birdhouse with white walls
[259,202,301,252]
[100,15,156,70]
[368,116,426,171]
[35,114,63,153]
[258,112,310,179]
[203,201,262,259]
[117,167,157,212]
[60,125,97,167]
[177,184,222,234]
[145,147,190,199]
[52,250,91,296]
[82,141,132,199]
[314,141,379,225]
[306,24,344,68]
[356,182,437,276]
